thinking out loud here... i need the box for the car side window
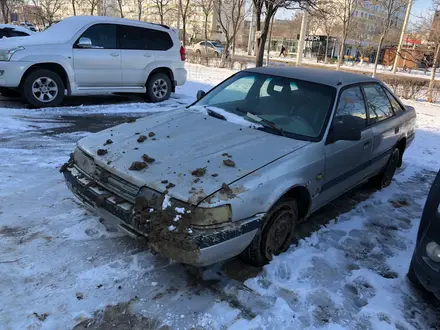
[383,87,405,113]
[200,41,205,46]
[0,30,8,38]
[9,30,29,37]
[146,29,173,50]
[76,24,117,49]
[362,84,394,124]
[334,87,367,130]
[118,25,148,50]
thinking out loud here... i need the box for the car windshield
[189,71,336,140]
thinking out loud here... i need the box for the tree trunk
[254,6,262,66]
[324,34,329,64]
[138,1,142,20]
[118,0,124,18]
[336,36,347,70]
[1,1,9,23]
[255,9,272,67]
[427,42,440,102]
[372,34,385,78]
[204,14,208,64]
[71,0,77,16]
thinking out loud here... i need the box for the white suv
[0,16,187,107]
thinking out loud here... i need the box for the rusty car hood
[76,108,310,204]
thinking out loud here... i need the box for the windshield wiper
[205,107,226,120]
[235,108,285,137]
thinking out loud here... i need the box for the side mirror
[196,90,206,100]
[328,118,362,143]
[77,37,92,48]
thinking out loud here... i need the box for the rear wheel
[240,199,298,266]
[146,73,172,103]
[21,69,64,108]
[373,148,400,189]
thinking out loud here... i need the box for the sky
[410,0,434,24]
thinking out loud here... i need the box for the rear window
[118,25,173,51]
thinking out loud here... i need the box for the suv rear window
[118,25,173,51]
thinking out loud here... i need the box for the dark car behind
[408,169,440,297]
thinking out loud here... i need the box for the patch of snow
[162,194,171,210]
[151,282,158,287]
[173,215,182,222]
[175,207,185,214]
[168,225,176,231]
[187,228,193,234]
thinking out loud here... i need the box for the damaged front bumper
[63,166,261,266]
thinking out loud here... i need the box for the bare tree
[214,0,247,65]
[371,0,407,77]
[312,2,339,64]
[179,0,194,46]
[116,0,125,18]
[136,0,144,20]
[0,0,22,23]
[32,0,63,26]
[350,17,379,65]
[252,0,316,67]
[85,0,99,15]
[195,0,213,58]
[416,1,440,102]
[335,0,357,70]
[151,0,173,25]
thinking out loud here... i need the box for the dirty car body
[62,67,416,266]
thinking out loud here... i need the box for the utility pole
[392,0,413,74]
[247,5,256,55]
[296,9,308,66]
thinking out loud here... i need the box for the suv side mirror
[77,37,92,48]
[196,90,206,100]
[328,117,362,143]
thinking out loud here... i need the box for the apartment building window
[355,11,358,16]
[361,12,364,17]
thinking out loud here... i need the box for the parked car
[19,21,37,32]
[61,67,416,266]
[0,24,35,38]
[194,40,228,58]
[408,169,440,298]
[0,16,187,107]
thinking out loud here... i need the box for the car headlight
[192,205,232,226]
[0,46,25,61]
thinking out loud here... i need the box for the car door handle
[363,141,370,149]
[144,54,152,58]
[109,53,119,57]
[395,126,400,134]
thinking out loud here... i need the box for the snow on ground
[1,63,440,329]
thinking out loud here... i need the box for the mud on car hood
[76,108,309,205]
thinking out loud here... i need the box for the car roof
[59,15,171,31]
[244,66,379,88]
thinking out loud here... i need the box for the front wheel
[146,73,172,103]
[21,69,64,108]
[240,199,298,266]
[407,259,425,291]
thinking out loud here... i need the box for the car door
[118,25,155,87]
[362,84,399,176]
[317,86,373,207]
[72,23,121,88]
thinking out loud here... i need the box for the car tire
[21,69,64,108]
[0,87,20,97]
[146,73,172,103]
[240,199,298,266]
[214,51,220,58]
[374,148,400,189]
[407,259,425,291]
[196,49,201,56]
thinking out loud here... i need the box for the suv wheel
[146,73,171,103]
[240,199,298,266]
[21,69,64,108]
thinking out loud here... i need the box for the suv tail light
[180,46,186,61]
